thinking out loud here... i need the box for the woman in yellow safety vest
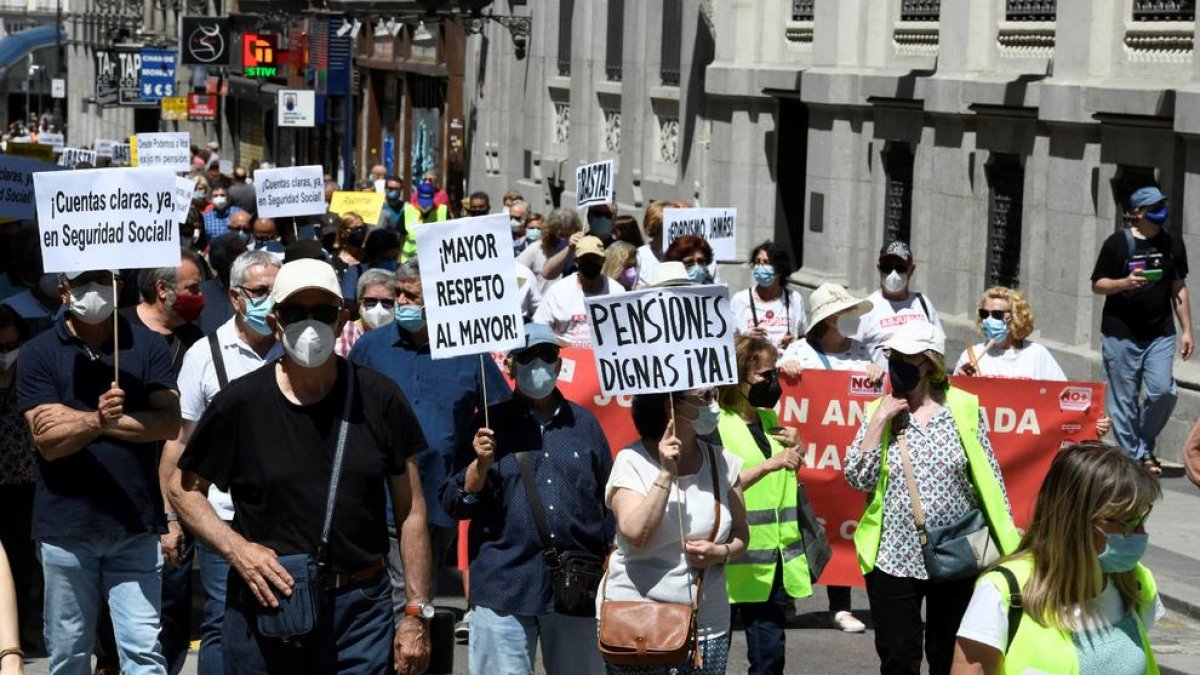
[951,442,1163,675]
[716,335,810,675]
[845,321,1019,675]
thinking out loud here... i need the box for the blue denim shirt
[440,396,614,616]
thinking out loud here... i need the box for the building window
[792,0,814,21]
[1111,166,1160,231]
[900,0,941,21]
[883,142,914,247]
[558,0,574,77]
[606,0,624,81]
[1132,0,1195,21]
[1006,0,1056,21]
[661,0,681,86]
[986,154,1025,289]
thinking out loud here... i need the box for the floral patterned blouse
[844,406,1009,580]
[0,385,35,485]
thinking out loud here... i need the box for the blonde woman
[952,443,1163,674]
[602,240,641,291]
[954,287,1066,380]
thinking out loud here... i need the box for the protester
[193,176,211,214]
[525,212,544,245]
[602,385,748,674]
[227,167,257,214]
[730,242,807,352]
[951,443,1163,675]
[440,324,611,675]
[198,233,249,336]
[369,164,388,193]
[502,189,523,209]
[171,259,432,674]
[202,185,245,240]
[717,335,810,675]
[1,271,61,338]
[664,234,714,284]
[636,199,688,284]
[856,241,945,365]
[601,240,640,291]
[0,307,36,654]
[401,182,450,262]
[318,212,342,256]
[465,191,491,217]
[226,210,252,242]
[612,214,645,248]
[517,208,581,294]
[335,269,396,358]
[509,199,531,255]
[0,542,23,675]
[249,218,285,259]
[334,213,367,281]
[845,321,1019,675]
[18,268,180,675]
[123,252,206,372]
[380,176,406,230]
[1090,186,1192,474]
[514,262,542,322]
[181,206,207,253]
[585,203,616,245]
[165,251,281,675]
[534,235,627,347]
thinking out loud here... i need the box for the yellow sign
[329,191,386,225]
[6,141,53,162]
[161,97,188,122]
[129,134,138,166]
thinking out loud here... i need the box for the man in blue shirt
[348,259,510,621]
[201,185,244,240]
[440,323,612,675]
[17,268,181,675]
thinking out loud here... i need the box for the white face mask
[68,281,116,325]
[689,402,721,436]
[361,303,395,330]
[0,349,18,370]
[282,320,336,368]
[211,196,229,209]
[835,313,859,338]
[373,178,386,194]
[882,270,908,294]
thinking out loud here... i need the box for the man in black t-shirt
[170,259,432,675]
[1091,186,1194,470]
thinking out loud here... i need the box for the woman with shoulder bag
[952,443,1163,674]
[599,387,749,674]
[845,322,1020,675]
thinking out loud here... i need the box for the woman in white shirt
[730,242,807,353]
[953,287,1066,380]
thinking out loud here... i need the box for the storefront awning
[0,25,66,75]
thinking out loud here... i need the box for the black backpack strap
[207,333,229,390]
[516,451,559,568]
[916,293,930,321]
[1124,227,1137,260]
[994,566,1023,652]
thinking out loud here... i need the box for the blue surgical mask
[516,360,558,399]
[242,295,274,336]
[981,317,1008,343]
[1097,530,1149,573]
[687,264,709,284]
[386,190,402,202]
[395,305,426,332]
[689,401,721,436]
[1144,206,1169,226]
[526,228,542,243]
[752,264,776,287]
[232,229,249,242]
[588,214,613,237]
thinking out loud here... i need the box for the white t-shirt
[730,288,808,352]
[514,262,542,321]
[636,244,661,286]
[600,440,743,638]
[953,341,1067,381]
[177,317,283,519]
[855,289,945,364]
[958,577,1163,653]
[781,337,874,371]
[532,272,626,347]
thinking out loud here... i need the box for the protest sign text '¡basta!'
[45,188,175,251]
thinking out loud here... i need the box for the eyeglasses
[274,303,341,326]
[1101,508,1153,536]
[360,298,395,311]
[879,262,908,275]
[515,345,560,365]
[238,285,271,300]
[679,389,717,406]
[978,309,1011,320]
[467,208,489,216]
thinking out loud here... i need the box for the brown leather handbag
[598,444,722,668]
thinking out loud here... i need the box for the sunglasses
[274,303,341,326]
[515,345,560,365]
[879,262,908,275]
[361,298,395,310]
[238,285,271,300]
[1101,508,1153,536]
[978,309,1011,320]
[679,389,718,406]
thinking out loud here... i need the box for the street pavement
[18,475,1200,674]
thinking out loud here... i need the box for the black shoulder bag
[516,451,605,617]
[207,333,229,389]
[255,365,356,639]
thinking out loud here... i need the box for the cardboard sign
[174,176,196,223]
[329,191,385,225]
[37,133,65,152]
[6,142,54,162]
[94,139,119,159]
[0,155,64,220]
[59,148,98,168]
[416,214,525,359]
[133,132,190,172]
[277,89,316,127]
[253,165,325,218]
[585,285,737,396]
[33,167,181,274]
[112,143,132,165]
[575,159,614,208]
[664,207,738,262]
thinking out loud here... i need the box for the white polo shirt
[177,316,283,520]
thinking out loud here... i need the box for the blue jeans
[469,604,604,675]
[730,563,787,675]
[1101,333,1179,461]
[197,541,230,675]
[222,569,393,674]
[39,532,167,675]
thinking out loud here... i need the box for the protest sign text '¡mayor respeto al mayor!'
[45,188,175,250]
[432,231,521,349]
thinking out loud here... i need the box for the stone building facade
[464,0,1200,463]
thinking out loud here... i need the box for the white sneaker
[455,609,473,643]
[834,610,866,633]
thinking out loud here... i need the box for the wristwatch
[404,602,436,620]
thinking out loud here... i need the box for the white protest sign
[59,148,98,168]
[37,132,65,152]
[585,284,737,396]
[415,213,525,359]
[94,139,119,158]
[253,165,326,218]
[134,132,190,172]
[0,155,64,219]
[33,167,181,274]
[664,207,738,262]
[112,143,132,165]
[575,159,614,208]
[174,176,195,223]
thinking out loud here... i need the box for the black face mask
[888,357,923,394]
[578,258,604,280]
[346,226,366,247]
[746,369,781,408]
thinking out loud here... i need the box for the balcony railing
[791,0,814,22]
[900,0,940,22]
[1133,0,1195,21]
[1006,0,1056,22]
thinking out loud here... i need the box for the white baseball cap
[882,321,944,357]
[271,259,342,304]
[806,282,872,330]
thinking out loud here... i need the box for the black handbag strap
[516,451,558,566]
[316,363,356,566]
[208,333,228,390]
[994,566,1024,651]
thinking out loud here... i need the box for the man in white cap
[170,259,433,674]
[533,235,626,347]
[855,240,944,365]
